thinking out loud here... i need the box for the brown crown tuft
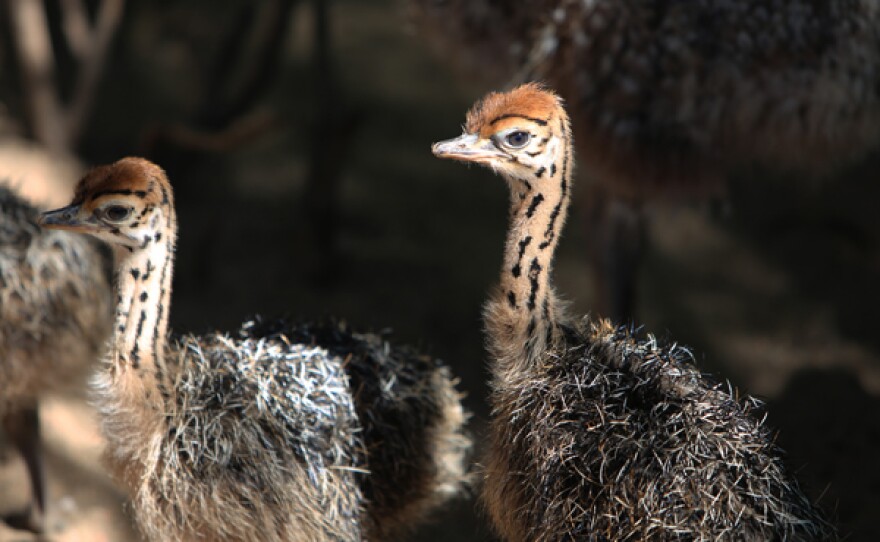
[465,83,562,136]
[74,157,171,208]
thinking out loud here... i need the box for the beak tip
[431,133,489,162]
[38,205,81,230]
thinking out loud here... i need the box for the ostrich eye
[102,205,132,223]
[504,131,531,149]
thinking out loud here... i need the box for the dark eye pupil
[506,131,529,147]
[106,206,130,221]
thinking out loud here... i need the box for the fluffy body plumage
[433,84,835,541]
[486,320,835,541]
[0,186,111,414]
[0,185,112,530]
[98,326,365,541]
[238,317,472,540]
[40,158,470,542]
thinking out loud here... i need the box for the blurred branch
[200,1,257,125]
[59,0,90,60]
[6,0,68,152]
[304,0,363,285]
[199,0,298,129]
[142,109,278,154]
[143,0,297,156]
[4,0,125,153]
[66,0,125,144]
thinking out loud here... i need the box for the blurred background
[0,0,878,540]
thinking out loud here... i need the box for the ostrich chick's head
[432,83,570,187]
[39,157,174,251]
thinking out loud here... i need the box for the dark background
[0,1,878,540]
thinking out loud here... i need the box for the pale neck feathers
[110,204,177,400]
[485,111,574,376]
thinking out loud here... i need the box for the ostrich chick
[39,158,470,542]
[412,0,880,321]
[0,185,112,532]
[432,84,835,541]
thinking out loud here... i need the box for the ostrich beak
[432,133,505,165]
[39,204,98,233]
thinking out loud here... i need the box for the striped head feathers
[432,83,570,184]
[39,157,174,250]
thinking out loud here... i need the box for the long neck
[110,209,176,399]
[486,121,573,373]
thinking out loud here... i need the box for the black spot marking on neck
[511,235,533,278]
[560,145,570,187]
[152,241,173,360]
[130,268,140,280]
[526,318,537,337]
[526,194,545,218]
[550,163,557,177]
[517,236,533,259]
[154,299,165,361]
[140,292,148,302]
[135,309,146,340]
[129,310,148,370]
[507,291,517,308]
[142,260,154,280]
[539,236,553,250]
[539,147,571,250]
[527,257,542,310]
[535,166,546,178]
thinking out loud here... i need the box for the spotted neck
[110,206,176,394]
[486,115,573,367]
